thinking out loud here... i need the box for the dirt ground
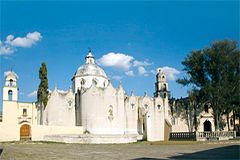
[0,141,239,160]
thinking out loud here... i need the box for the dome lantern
[85,48,95,64]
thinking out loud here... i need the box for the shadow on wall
[168,145,240,159]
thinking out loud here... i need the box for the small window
[172,118,176,125]
[8,90,13,101]
[104,80,108,87]
[108,105,114,121]
[144,104,148,109]
[68,101,72,106]
[80,79,85,85]
[131,104,135,110]
[9,79,13,86]
[23,109,27,116]
[163,93,167,98]
[157,105,161,110]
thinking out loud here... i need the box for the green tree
[177,39,240,131]
[37,62,49,124]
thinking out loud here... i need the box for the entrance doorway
[20,124,31,139]
[203,120,212,132]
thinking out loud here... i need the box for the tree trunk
[40,102,44,125]
[194,105,198,131]
[233,107,236,131]
[215,110,219,131]
[226,112,230,131]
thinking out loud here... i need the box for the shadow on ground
[168,145,240,159]
[131,158,164,160]
[131,145,240,160]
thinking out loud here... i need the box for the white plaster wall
[44,89,75,126]
[151,97,165,141]
[171,117,189,132]
[0,124,20,142]
[2,101,18,125]
[125,96,138,134]
[80,83,126,134]
[31,125,83,141]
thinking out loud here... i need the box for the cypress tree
[37,62,49,124]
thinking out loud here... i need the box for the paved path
[0,141,239,159]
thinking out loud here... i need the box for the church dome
[72,50,109,93]
[75,63,107,78]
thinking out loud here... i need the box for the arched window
[204,105,209,113]
[80,79,85,85]
[8,90,13,101]
[157,105,161,110]
[163,84,167,91]
[9,79,13,86]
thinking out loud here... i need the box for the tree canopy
[37,62,49,108]
[177,39,240,131]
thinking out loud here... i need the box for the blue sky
[0,1,239,111]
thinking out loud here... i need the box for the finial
[144,91,147,97]
[54,84,58,91]
[131,91,134,96]
[88,47,92,53]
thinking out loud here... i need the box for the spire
[85,48,95,64]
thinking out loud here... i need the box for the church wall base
[43,134,138,144]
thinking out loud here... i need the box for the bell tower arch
[3,71,18,101]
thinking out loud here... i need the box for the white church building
[0,51,172,143]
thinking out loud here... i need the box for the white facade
[0,51,172,143]
[44,51,172,142]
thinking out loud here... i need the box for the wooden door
[20,124,31,138]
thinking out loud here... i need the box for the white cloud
[133,60,152,67]
[157,66,180,80]
[0,31,42,55]
[27,90,37,98]
[125,70,134,76]
[97,52,134,71]
[138,66,148,76]
[0,40,15,55]
[112,75,123,81]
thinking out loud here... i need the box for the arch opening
[203,120,212,132]
[8,90,13,101]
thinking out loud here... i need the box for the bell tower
[154,69,168,98]
[3,71,18,101]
